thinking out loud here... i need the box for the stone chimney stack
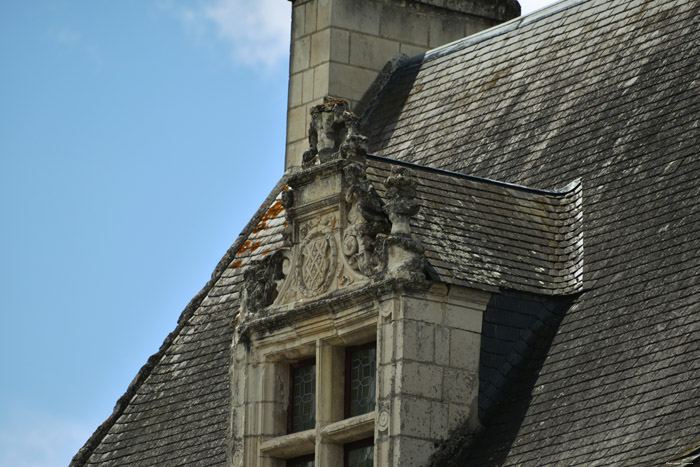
[285,0,521,169]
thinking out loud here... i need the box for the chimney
[284,0,521,169]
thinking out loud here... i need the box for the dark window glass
[346,344,376,417]
[344,438,374,467]
[290,360,316,432]
[287,454,314,467]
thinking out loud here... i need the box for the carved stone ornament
[297,231,337,297]
[382,167,426,281]
[302,98,367,168]
[342,162,391,277]
[240,250,286,315]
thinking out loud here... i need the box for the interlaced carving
[302,236,331,290]
[295,215,338,298]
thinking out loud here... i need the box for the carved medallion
[297,232,337,297]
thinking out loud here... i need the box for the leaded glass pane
[292,363,316,432]
[347,444,373,467]
[349,346,376,417]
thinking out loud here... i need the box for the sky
[0,0,559,465]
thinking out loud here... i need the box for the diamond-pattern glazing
[349,347,376,417]
[292,363,316,432]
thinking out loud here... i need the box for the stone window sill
[259,429,315,459]
[321,411,375,444]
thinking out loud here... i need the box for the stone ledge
[321,411,376,443]
[259,429,316,459]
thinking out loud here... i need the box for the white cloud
[168,0,291,70]
[0,410,93,467]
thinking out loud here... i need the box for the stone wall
[376,285,490,466]
[285,0,520,169]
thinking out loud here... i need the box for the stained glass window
[344,438,374,467]
[346,344,376,417]
[290,360,316,433]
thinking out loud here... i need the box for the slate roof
[364,0,700,464]
[74,0,700,465]
[367,155,583,295]
[70,182,289,467]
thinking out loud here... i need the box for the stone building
[71,0,700,466]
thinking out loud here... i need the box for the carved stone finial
[241,250,286,315]
[302,97,367,168]
[382,167,426,281]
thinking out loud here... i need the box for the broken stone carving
[342,162,391,277]
[240,250,286,315]
[382,167,426,281]
[302,98,368,168]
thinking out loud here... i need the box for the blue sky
[0,0,556,465]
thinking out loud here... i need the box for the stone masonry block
[313,62,330,100]
[289,73,303,108]
[317,0,331,29]
[287,105,308,142]
[379,4,429,46]
[328,62,377,103]
[302,69,315,104]
[399,361,442,399]
[450,328,480,369]
[310,29,330,67]
[329,28,349,63]
[331,0,380,36]
[397,397,432,438]
[349,33,400,71]
[443,367,478,404]
[465,17,497,37]
[291,36,311,74]
[429,15,466,48]
[445,303,482,333]
[399,42,428,58]
[402,296,443,325]
[435,325,450,366]
[286,139,306,169]
[448,403,470,429]
[292,3,305,40]
[430,400,451,438]
[393,436,434,467]
[304,0,317,36]
[400,319,434,362]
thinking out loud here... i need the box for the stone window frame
[253,307,379,466]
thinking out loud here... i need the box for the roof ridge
[367,153,580,196]
[408,0,591,66]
